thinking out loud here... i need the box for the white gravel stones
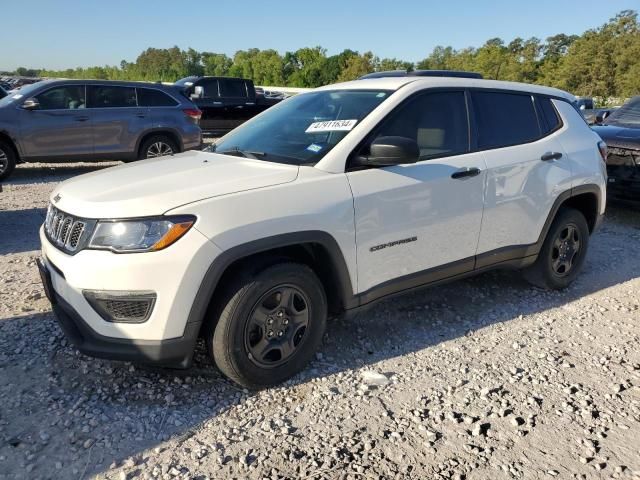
[0,162,639,479]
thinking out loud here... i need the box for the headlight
[88,216,195,253]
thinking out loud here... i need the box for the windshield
[0,81,45,108]
[604,97,640,127]
[209,89,392,165]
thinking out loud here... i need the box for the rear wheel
[206,262,327,389]
[138,135,178,160]
[524,207,590,289]
[0,140,17,181]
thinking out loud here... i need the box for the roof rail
[359,70,483,80]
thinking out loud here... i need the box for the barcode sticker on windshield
[306,119,358,133]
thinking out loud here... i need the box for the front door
[19,84,94,158]
[346,90,486,296]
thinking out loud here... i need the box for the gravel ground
[1,161,639,480]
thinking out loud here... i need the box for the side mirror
[358,136,420,167]
[190,86,204,100]
[22,98,40,110]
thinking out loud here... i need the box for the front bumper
[46,271,200,367]
[38,223,222,366]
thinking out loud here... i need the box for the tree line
[13,10,640,99]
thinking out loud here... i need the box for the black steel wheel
[524,207,590,290]
[206,262,327,389]
[550,223,581,276]
[245,285,310,368]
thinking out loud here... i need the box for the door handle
[451,167,481,179]
[235,106,244,109]
[74,116,90,122]
[541,151,563,161]
[136,113,146,118]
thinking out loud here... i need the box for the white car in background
[39,74,607,388]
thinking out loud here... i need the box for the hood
[592,124,640,150]
[51,150,299,218]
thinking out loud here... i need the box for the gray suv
[0,80,202,180]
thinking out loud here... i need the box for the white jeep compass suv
[39,75,607,388]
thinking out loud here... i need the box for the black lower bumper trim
[52,293,200,368]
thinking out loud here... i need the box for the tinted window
[198,79,219,98]
[537,97,561,134]
[371,91,469,160]
[137,88,178,107]
[473,91,540,149]
[87,85,137,108]
[219,79,247,98]
[36,85,85,110]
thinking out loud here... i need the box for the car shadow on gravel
[0,207,638,478]
[0,207,47,255]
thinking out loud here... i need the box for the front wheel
[206,262,327,389]
[524,207,590,290]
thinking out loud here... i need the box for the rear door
[472,90,571,264]
[137,87,180,128]
[347,90,487,295]
[87,85,151,156]
[19,84,94,158]
[219,78,253,129]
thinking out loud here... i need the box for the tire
[0,140,17,181]
[206,262,327,389]
[523,207,590,290]
[138,135,179,160]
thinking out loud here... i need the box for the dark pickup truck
[175,76,282,135]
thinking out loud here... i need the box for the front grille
[44,204,95,254]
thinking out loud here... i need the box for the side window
[198,79,219,98]
[87,86,137,108]
[137,88,178,107]
[537,96,562,134]
[35,86,85,110]
[472,91,540,149]
[371,91,469,160]
[219,79,247,98]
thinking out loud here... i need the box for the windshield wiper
[217,146,266,159]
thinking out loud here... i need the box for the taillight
[183,108,202,121]
[597,140,607,163]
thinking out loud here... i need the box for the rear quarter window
[536,96,562,134]
[137,88,178,107]
[472,91,541,149]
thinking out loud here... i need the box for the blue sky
[1,0,637,70]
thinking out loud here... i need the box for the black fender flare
[184,231,355,331]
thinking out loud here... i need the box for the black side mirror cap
[358,136,420,167]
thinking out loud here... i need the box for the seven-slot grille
[44,204,93,253]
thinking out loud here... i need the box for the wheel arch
[136,128,183,157]
[0,131,21,162]
[187,231,356,336]
[538,184,603,246]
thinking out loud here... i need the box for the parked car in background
[175,76,282,135]
[592,96,640,204]
[583,108,616,125]
[0,85,7,100]
[0,79,202,180]
[39,75,605,388]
